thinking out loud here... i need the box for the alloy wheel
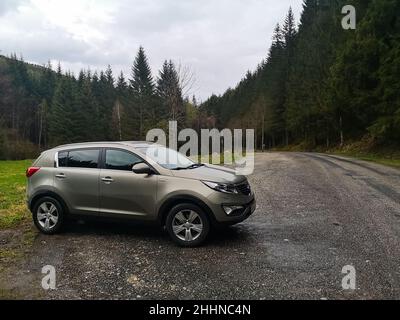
[172,210,203,242]
[37,202,59,231]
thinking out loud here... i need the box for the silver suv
[26,142,256,247]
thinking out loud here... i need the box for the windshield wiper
[171,163,205,170]
[186,163,205,169]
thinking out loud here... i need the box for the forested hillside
[1,0,399,160]
[202,0,400,151]
[0,49,208,159]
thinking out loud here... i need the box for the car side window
[68,149,100,168]
[58,151,68,167]
[58,149,100,168]
[105,149,142,171]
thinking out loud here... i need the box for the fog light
[223,205,244,215]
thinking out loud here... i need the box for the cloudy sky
[0,0,303,101]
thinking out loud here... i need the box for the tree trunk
[117,101,122,141]
[326,122,330,149]
[339,115,344,147]
[285,128,289,146]
[139,104,143,139]
[38,104,43,149]
[261,113,265,152]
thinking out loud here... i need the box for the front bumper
[223,199,256,224]
[206,192,256,225]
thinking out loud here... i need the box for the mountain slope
[202,0,400,151]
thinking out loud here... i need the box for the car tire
[166,203,210,247]
[32,196,64,235]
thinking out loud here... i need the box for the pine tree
[284,0,339,147]
[264,23,288,146]
[48,77,74,145]
[117,71,128,93]
[328,0,380,144]
[283,7,297,48]
[157,60,184,123]
[76,71,99,141]
[130,46,155,138]
[95,67,115,140]
[130,47,155,96]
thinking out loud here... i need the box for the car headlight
[202,181,239,194]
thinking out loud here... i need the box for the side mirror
[132,162,154,175]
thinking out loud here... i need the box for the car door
[54,148,101,215]
[99,148,158,219]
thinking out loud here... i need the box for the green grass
[0,248,22,260]
[330,152,400,169]
[271,138,400,170]
[0,160,37,290]
[0,160,32,229]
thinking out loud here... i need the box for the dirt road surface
[2,153,400,299]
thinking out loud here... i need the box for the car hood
[171,164,247,184]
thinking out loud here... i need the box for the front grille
[236,182,251,196]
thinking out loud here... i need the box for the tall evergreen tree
[329,0,399,143]
[157,60,184,124]
[76,70,100,141]
[130,46,155,138]
[48,77,74,145]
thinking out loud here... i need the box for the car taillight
[26,167,40,178]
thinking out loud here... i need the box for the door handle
[101,177,114,183]
[56,173,66,179]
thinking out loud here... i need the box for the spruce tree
[130,46,155,138]
[76,71,100,141]
[48,77,74,145]
[157,60,184,123]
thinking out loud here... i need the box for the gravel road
[3,152,400,299]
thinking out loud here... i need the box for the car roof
[50,141,158,151]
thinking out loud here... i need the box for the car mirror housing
[132,162,154,175]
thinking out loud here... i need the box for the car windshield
[138,146,195,170]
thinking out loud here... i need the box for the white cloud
[0,0,303,100]
[0,0,28,16]
[30,0,116,42]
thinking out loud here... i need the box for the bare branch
[176,62,198,98]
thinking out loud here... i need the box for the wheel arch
[29,191,70,215]
[157,195,217,227]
